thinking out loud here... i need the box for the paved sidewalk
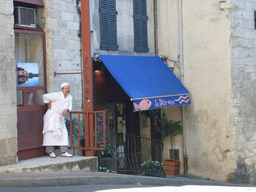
[0,156,254,187]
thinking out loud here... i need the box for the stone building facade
[230,0,256,184]
[158,0,256,184]
[40,0,83,110]
[0,0,159,167]
[0,0,83,165]
[0,0,17,166]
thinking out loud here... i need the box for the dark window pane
[17,90,24,107]
[37,89,45,106]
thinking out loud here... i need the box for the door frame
[15,28,48,160]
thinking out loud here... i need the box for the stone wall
[157,0,236,182]
[182,0,235,182]
[0,0,18,166]
[42,0,83,110]
[230,0,256,184]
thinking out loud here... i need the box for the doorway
[15,31,47,160]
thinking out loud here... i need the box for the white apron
[42,92,72,146]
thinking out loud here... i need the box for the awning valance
[99,55,190,112]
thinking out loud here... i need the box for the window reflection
[27,92,34,105]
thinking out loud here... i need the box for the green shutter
[133,0,149,52]
[99,0,118,51]
[109,0,118,50]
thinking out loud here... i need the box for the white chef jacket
[42,91,72,146]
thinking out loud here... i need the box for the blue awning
[99,55,190,112]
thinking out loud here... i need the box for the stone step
[0,156,98,173]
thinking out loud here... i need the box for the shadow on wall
[227,156,250,184]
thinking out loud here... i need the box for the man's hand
[62,109,70,117]
[48,103,51,110]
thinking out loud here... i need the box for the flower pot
[163,160,180,175]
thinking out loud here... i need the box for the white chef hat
[61,82,69,88]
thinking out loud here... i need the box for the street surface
[0,185,255,192]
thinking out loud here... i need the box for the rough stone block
[53,38,67,49]
[61,11,74,21]
[246,66,255,73]
[0,138,17,167]
[68,22,80,31]
[243,11,254,20]
[58,60,72,72]
[0,1,13,15]
[49,18,58,29]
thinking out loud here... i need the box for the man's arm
[43,92,58,104]
[62,95,72,117]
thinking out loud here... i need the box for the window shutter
[99,0,118,51]
[133,0,149,52]
[100,0,109,50]
[141,0,149,52]
[109,0,118,50]
[133,0,141,51]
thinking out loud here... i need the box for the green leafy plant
[141,161,166,177]
[96,144,115,157]
[98,167,116,173]
[141,109,183,142]
[159,117,182,149]
[66,118,85,147]
[159,117,182,140]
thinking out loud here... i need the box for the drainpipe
[178,0,188,175]
[153,0,158,56]
[81,0,94,156]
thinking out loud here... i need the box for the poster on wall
[17,63,39,87]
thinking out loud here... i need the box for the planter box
[163,160,180,175]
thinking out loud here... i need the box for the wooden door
[15,30,47,160]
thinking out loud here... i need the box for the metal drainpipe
[154,0,158,56]
[154,0,163,162]
[178,0,188,175]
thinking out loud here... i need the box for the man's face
[62,85,70,96]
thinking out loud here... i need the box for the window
[99,0,118,51]
[15,33,45,87]
[133,0,149,52]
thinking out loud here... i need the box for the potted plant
[141,161,166,177]
[96,143,115,157]
[159,116,183,175]
[141,110,183,176]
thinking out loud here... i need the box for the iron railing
[67,110,107,151]
[98,131,165,176]
[66,111,165,177]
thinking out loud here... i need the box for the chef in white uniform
[42,82,73,158]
